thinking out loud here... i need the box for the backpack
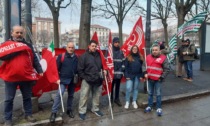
[190,45,199,59]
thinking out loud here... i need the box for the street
[67,95,210,126]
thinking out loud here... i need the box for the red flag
[0,41,39,82]
[32,41,59,97]
[91,32,108,70]
[102,31,114,96]
[121,16,145,57]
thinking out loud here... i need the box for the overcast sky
[34,0,176,35]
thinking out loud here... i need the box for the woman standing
[124,45,145,109]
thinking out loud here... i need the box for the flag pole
[104,74,114,120]
[143,48,149,93]
[58,83,65,113]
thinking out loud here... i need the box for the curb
[139,89,210,108]
[14,117,63,126]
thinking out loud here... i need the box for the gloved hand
[159,77,164,82]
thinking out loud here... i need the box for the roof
[91,24,110,30]
[35,17,61,23]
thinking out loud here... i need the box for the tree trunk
[79,0,92,49]
[118,21,123,45]
[52,13,59,48]
[162,19,168,45]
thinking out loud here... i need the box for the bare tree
[43,0,72,48]
[79,0,92,49]
[188,0,210,20]
[175,0,196,43]
[93,0,137,45]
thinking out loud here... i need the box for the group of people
[1,26,172,126]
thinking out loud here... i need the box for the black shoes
[49,113,57,123]
[114,99,122,107]
[25,115,37,123]
[66,110,74,118]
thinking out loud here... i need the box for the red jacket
[146,54,166,80]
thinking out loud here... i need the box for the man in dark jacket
[179,39,195,82]
[0,26,43,126]
[77,40,106,120]
[49,42,78,123]
[111,37,125,107]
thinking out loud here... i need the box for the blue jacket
[124,54,143,79]
[113,47,125,79]
[57,52,78,85]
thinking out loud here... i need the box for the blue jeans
[52,81,75,113]
[4,81,34,121]
[147,80,162,108]
[184,61,193,78]
[125,76,140,102]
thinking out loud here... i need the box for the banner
[102,31,114,96]
[121,16,145,57]
[177,11,207,38]
[167,34,177,64]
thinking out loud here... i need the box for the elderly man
[0,26,43,126]
[49,42,78,123]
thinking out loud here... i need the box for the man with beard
[0,26,43,126]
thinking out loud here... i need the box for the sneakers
[124,102,129,109]
[144,106,152,113]
[25,115,36,123]
[183,77,193,82]
[183,77,188,81]
[156,108,162,116]
[187,78,193,82]
[79,113,86,120]
[132,101,138,109]
[92,110,104,117]
[4,120,12,126]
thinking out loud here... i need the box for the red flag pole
[104,74,114,120]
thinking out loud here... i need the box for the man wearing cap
[111,37,125,107]
[180,39,195,82]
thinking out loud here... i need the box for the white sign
[205,24,210,53]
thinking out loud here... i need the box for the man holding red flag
[0,26,43,126]
[77,40,107,120]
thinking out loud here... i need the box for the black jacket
[0,38,43,74]
[57,52,78,84]
[77,50,103,86]
[113,47,125,79]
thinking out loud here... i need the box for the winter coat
[124,54,144,79]
[113,47,125,79]
[0,38,43,74]
[77,50,103,86]
[57,52,78,84]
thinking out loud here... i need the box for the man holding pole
[77,40,107,120]
[144,44,169,116]
[49,42,78,123]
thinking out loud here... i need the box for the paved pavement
[66,95,210,126]
[0,60,210,125]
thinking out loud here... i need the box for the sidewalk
[0,60,210,125]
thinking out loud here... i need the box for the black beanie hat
[112,37,119,43]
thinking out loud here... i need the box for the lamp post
[145,0,151,54]
[3,0,11,41]
[25,0,32,43]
